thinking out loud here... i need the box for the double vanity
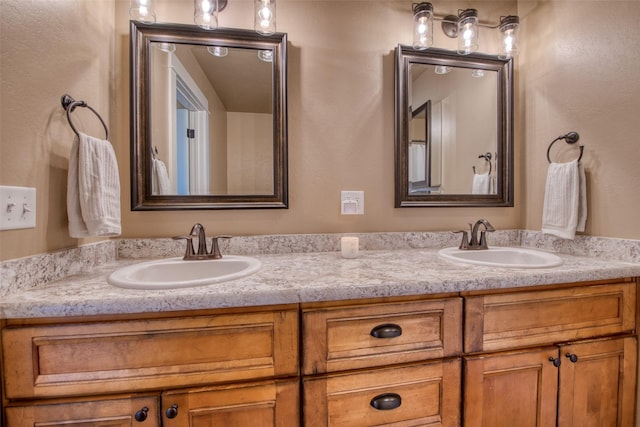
[1,231,639,426]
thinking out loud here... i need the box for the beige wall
[2,0,638,262]
[519,0,640,239]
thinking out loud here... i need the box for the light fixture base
[441,15,458,38]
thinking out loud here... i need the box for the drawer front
[303,359,461,426]
[1,309,298,399]
[464,282,637,353]
[302,298,462,374]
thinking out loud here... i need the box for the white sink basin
[107,256,261,290]
[438,247,563,268]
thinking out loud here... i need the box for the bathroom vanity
[1,247,639,426]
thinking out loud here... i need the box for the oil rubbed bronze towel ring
[473,152,492,175]
[546,131,583,163]
[61,94,109,140]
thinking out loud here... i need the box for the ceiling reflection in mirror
[395,46,513,207]
[131,21,288,210]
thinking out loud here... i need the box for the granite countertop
[2,247,640,319]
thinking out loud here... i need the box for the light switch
[0,186,36,230]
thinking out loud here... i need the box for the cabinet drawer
[464,282,636,353]
[1,308,298,399]
[303,359,461,426]
[302,298,462,374]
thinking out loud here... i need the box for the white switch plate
[0,186,36,230]
[341,191,364,215]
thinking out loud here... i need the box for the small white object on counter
[341,236,359,258]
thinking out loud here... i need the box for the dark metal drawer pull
[370,323,402,339]
[370,393,402,410]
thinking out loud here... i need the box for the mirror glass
[395,46,513,207]
[131,21,288,210]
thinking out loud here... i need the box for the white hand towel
[67,132,121,238]
[542,160,587,239]
[152,158,171,195]
[472,173,491,194]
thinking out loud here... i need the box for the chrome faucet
[455,219,495,250]
[173,223,232,260]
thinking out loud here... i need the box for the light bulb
[129,0,156,23]
[457,9,478,55]
[412,3,433,50]
[255,0,276,35]
[499,16,519,59]
[195,0,218,30]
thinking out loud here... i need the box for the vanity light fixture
[255,0,276,35]
[413,2,434,50]
[154,42,176,53]
[471,69,485,78]
[411,3,519,57]
[434,65,452,74]
[498,15,519,59]
[129,0,156,23]
[194,0,218,30]
[207,46,229,57]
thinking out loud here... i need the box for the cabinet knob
[370,393,402,410]
[548,356,561,367]
[134,406,148,422]
[565,353,579,363]
[370,323,403,339]
[165,404,179,419]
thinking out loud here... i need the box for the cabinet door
[160,378,299,427]
[558,336,637,427]
[304,359,461,426]
[4,395,159,427]
[464,347,558,427]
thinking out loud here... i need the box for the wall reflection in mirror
[396,46,513,207]
[149,42,273,196]
[131,21,288,210]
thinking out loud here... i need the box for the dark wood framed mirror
[130,21,288,210]
[395,45,513,207]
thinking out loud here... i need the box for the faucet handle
[454,230,469,250]
[172,235,195,260]
[210,235,232,259]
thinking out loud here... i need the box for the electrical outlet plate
[0,186,36,230]
[341,191,364,215]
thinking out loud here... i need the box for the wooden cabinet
[302,297,463,426]
[1,306,299,426]
[5,395,161,426]
[161,378,299,427]
[2,278,638,426]
[463,280,638,427]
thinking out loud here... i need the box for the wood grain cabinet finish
[1,308,299,399]
[302,298,463,374]
[161,378,299,427]
[303,359,461,426]
[464,336,637,427]
[5,395,161,426]
[464,281,636,353]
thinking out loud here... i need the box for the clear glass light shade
[258,50,273,62]
[255,0,276,35]
[471,69,485,78]
[457,9,479,55]
[207,46,228,57]
[129,0,156,23]
[434,65,452,75]
[498,16,520,59]
[412,3,433,50]
[195,0,218,30]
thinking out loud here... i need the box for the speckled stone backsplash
[2,230,639,297]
